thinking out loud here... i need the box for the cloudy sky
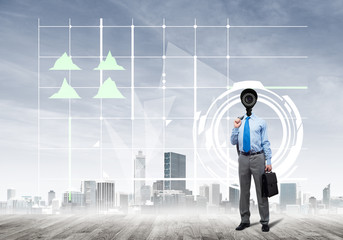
[1,0,343,202]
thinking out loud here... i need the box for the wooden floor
[0,213,342,240]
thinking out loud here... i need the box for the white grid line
[162,18,166,187]
[39,25,308,28]
[193,19,198,197]
[39,177,308,181]
[100,18,104,181]
[39,147,308,150]
[131,20,135,121]
[68,18,72,199]
[131,19,135,190]
[37,19,308,199]
[39,55,308,59]
[38,86,308,89]
[37,18,41,197]
[38,117,308,120]
[226,18,230,202]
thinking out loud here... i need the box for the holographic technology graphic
[194,81,303,187]
[38,18,307,198]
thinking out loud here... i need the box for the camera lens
[240,88,258,109]
[242,93,256,107]
[245,95,253,104]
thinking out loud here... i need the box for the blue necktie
[243,116,251,152]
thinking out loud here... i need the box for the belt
[240,150,264,156]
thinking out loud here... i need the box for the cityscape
[1,151,342,216]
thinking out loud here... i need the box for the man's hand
[234,118,242,128]
[265,165,272,172]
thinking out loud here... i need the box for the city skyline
[1,150,338,207]
[2,176,340,216]
[0,148,339,203]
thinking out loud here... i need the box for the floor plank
[0,214,342,240]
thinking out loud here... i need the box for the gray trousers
[238,153,269,225]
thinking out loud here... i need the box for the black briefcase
[261,171,279,198]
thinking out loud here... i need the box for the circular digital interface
[193,81,303,184]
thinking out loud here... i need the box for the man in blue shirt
[230,89,272,232]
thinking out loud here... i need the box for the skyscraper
[164,152,186,191]
[199,185,209,202]
[81,180,96,208]
[97,181,115,211]
[141,185,152,204]
[323,184,330,208]
[33,196,41,205]
[280,183,297,210]
[134,150,146,205]
[210,183,220,206]
[48,190,55,206]
[153,180,164,191]
[117,192,129,213]
[63,191,84,206]
[7,189,16,200]
[229,184,240,208]
[309,196,317,210]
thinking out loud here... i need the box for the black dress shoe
[235,222,250,231]
[262,224,270,232]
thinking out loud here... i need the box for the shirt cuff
[266,158,271,165]
[232,128,239,134]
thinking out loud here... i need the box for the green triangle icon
[94,51,125,70]
[50,52,81,70]
[50,78,81,99]
[93,77,125,99]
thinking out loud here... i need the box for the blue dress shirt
[230,113,272,165]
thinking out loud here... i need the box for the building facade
[323,184,330,208]
[280,183,297,210]
[7,189,16,200]
[229,184,240,208]
[164,152,186,192]
[48,190,55,206]
[199,185,209,203]
[134,150,146,205]
[97,181,115,211]
[210,183,220,206]
[81,180,97,208]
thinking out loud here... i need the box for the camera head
[240,88,258,116]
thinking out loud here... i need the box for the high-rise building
[48,190,55,206]
[186,195,195,208]
[296,185,302,205]
[280,183,297,210]
[199,185,209,202]
[33,196,41,205]
[153,180,164,191]
[81,180,96,208]
[117,193,129,213]
[323,184,330,208]
[164,152,186,191]
[302,192,311,205]
[39,200,46,207]
[196,195,207,209]
[309,196,317,209]
[52,199,60,212]
[7,189,16,200]
[97,181,115,211]
[330,197,343,208]
[134,150,146,205]
[229,184,240,208]
[141,185,152,204]
[63,191,84,206]
[210,183,220,206]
